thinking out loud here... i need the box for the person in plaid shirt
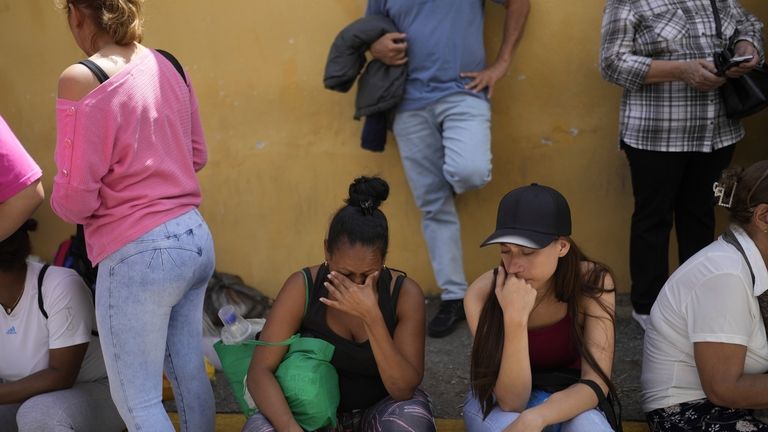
[599,0,763,329]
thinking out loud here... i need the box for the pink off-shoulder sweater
[52,49,207,264]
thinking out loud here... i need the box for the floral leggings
[647,398,768,431]
[242,388,435,432]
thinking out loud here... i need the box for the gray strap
[722,229,755,285]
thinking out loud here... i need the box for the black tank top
[300,264,404,412]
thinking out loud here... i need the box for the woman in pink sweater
[51,1,215,430]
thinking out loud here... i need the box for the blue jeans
[96,209,215,432]
[393,93,492,300]
[463,390,613,432]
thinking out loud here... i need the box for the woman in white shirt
[641,160,768,431]
[0,220,123,432]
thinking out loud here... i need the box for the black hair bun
[346,176,389,212]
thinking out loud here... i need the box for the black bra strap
[78,59,109,84]
[78,49,186,87]
[156,49,187,85]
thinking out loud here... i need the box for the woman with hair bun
[641,160,768,431]
[0,221,123,431]
[51,0,215,430]
[244,176,436,432]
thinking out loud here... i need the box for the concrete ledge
[170,414,651,431]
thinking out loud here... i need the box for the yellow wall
[2,0,768,298]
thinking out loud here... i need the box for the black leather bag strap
[579,378,623,432]
[38,263,99,337]
[723,229,756,285]
[156,49,187,85]
[709,0,724,42]
[78,59,110,84]
[37,264,51,319]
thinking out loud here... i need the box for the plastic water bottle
[218,305,253,345]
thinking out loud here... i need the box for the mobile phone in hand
[727,55,754,68]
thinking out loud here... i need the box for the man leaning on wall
[600,0,764,329]
[364,0,530,338]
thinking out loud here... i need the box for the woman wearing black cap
[463,184,618,432]
[244,176,435,432]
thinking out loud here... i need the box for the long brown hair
[469,239,616,417]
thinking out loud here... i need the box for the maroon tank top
[527,313,581,371]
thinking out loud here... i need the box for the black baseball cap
[480,183,572,249]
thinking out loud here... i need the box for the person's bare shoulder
[58,64,100,101]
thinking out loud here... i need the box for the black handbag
[532,369,623,432]
[709,0,768,119]
[719,65,768,119]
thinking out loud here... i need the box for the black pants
[622,142,735,314]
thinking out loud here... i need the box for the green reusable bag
[214,335,339,430]
[214,268,340,430]
[274,336,339,430]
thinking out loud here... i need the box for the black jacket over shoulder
[324,15,406,125]
[323,15,407,119]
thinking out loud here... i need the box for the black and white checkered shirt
[600,0,763,152]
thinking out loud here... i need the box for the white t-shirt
[0,260,107,383]
[641,225,768,412]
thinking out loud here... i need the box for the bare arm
[509,276,616,431]
[0,343,88,404]
[465,270,495,337]
[645,60,725,91]
[466,268,537,412]
[0,179,43,241]
[462,0,530,97]
[600,0,724,91]
[695,342,768,409]
[322,272,425,400]
[246,271,306,432]
[365,277,424,399]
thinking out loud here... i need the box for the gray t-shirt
[366,0,503,111]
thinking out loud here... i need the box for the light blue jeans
[96,209,215,432]
[393,93,492,300]
[463,390,613,432]
[0,379,124,432]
